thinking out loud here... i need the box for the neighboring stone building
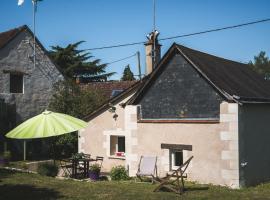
[0,25,63,155]
[79,34,270,188]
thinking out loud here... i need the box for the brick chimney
[145,30,161,75]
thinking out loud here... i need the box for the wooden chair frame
[153,156,193,194]
[59,159,73,177]
[95,156,104,169]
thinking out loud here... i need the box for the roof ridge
[0,25,28,49]
[0,25,27,35]
[176,43,248,66]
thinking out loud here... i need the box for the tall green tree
[49,80,105,118]
[121,65,135,81]
[249,51,270,79]
[48,80,106,157]
[49,41,115,82]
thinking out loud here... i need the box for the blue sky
[1,0,270,79]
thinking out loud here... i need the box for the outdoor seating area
[2,153,270,199]
[59,153,104,180]
[2,152,194,195]
[59,153,195,195]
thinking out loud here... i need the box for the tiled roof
[80,80,138,99]
[176,44,270,102]
[83,80,144,121]
[0,25,26,49]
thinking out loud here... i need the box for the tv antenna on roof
[153,0,157,68]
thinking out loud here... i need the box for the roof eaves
[236,96,270,104]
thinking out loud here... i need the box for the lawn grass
[1,169,270,200]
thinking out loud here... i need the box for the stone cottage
[0,25,63,155]
[79,33,270,188]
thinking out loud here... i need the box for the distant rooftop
[80,80,137,99]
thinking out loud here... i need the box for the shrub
[37,162,59,177]
[89,164,101,173]
[110,165,129,181]
[71,152,84,160]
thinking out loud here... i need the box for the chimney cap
[145,30,160,45]
[146,30,159,40]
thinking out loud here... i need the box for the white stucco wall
[79,99,239,188]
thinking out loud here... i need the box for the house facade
[0,25,63,155]
[79,35,270,188]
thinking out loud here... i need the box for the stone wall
[138,53,223,119]
[0,29,63,124]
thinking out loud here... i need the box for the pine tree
[121,65,135,81]
[49,41,115,82]
[249,51,270,79]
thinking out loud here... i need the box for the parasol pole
[23,140,26,161]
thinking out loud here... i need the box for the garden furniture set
[60,153,103,179]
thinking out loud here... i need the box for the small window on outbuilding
[10,74,23,93]
[161,143,192,171]
[110,135,125,157]
[170,150,183,170]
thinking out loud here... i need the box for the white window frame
[170,150,183,170]
[110,135,125,157]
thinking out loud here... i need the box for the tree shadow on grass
[158,185,209,194]
[0,168,14,182]
[186,186,209,191]
[0,184,64,200]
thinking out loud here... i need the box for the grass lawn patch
[1,169,270,199]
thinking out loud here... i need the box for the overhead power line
[85,18,270,51]
[105,53,137,65]
[159,18,270,41]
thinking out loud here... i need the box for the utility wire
[105,53,137,65]
[159,18,270,41]
[85,18,270,51]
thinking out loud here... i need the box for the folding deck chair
[153,156,193,195]
[59,159,73,177]
[136,156,157,183]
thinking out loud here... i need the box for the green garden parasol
[6,110,87,139]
